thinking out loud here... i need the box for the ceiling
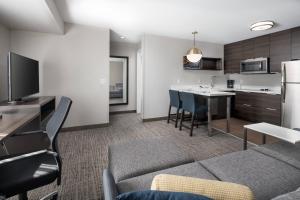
[0,0,64,34]
[1,0,300,44]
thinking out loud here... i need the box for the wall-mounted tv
[183,56,222,70]
[8,52,39,102]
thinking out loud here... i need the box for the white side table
[243,122,300,150]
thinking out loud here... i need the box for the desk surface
[244,122,300,144]
[0,109,40,140]
[0,96,55,109]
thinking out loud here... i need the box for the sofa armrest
[103,169,118,200]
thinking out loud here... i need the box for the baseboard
[62,123,110,132]
[109,110,137,115]
[142,116,168,122]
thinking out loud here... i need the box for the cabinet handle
[266,107,277,111]
[243,104,251,107]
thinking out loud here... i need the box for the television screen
[8,52,39,101]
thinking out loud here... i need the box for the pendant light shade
[187,31,202,63]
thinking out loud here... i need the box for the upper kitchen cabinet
[242,39,254,60]
[241,36,270,60]
[292,27,300,60]
[254,35,270,58]
[224,41,242,74]
[270,29,291,73]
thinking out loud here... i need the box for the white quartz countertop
[173,87,235,97]
[214,88,281,95]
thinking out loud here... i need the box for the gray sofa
[103,138,300,200]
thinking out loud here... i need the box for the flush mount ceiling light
[186,31,203,63]
[250,21,275,31]
[120,36,126,39]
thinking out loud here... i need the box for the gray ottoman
[108,137,194,182]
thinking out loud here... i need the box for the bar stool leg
[190,113,195,137]
[179,110,184,131]
[167,104,171,123]
[175,108,180,128]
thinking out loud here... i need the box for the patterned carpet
[9,113,247,200]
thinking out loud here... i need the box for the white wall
[0,24,10,102]
[110,41,137,112]
[10,23,110,127]
[142,34,224,119]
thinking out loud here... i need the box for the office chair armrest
[12,130,46,137]
[0,150,47,165]
[103,169,118,200]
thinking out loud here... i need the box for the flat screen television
[8,52,39,102]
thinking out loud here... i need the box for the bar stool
[167,90,182,128]
[179,92,208,136]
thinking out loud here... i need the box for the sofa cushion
[117,190,212,200]
[255,141,300,163]
[109,137,194,182]
[200,149,300,200]
[272,187,300,200]
[151,174,254,200]
[117,162,217,194]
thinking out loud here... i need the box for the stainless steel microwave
[240,57,269,74]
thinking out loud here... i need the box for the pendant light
[187,31,203,63]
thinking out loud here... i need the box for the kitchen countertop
[171,85,281,95]
[181,89,235,97]
[213,88,281,95]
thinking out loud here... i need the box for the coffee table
[243,122,300,150]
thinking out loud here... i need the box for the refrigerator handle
[282,64,286,103]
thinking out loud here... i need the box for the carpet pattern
[9,113,248,200]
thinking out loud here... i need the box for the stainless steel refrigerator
[281,60,300,129]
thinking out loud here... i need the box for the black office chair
[0,97,72,200]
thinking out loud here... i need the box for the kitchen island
[172,87,235,136]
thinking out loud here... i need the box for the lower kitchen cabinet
[233,92,281,125]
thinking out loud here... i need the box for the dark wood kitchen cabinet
[292,27,300,60]
[233,92,281,125]
[242,39,254,60]
[224,41,242,74]
[254,35,270,58]
[270,30,291,73]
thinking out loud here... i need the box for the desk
[0,96,55,155]
[0,109,40,154]
[176,89,235,136]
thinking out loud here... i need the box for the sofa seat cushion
[255,141,300,163]
[151,174,254,200]
[117,162,217,194]
[109,137,194,182]
[272,187,300,200]
[200,149,300,200]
